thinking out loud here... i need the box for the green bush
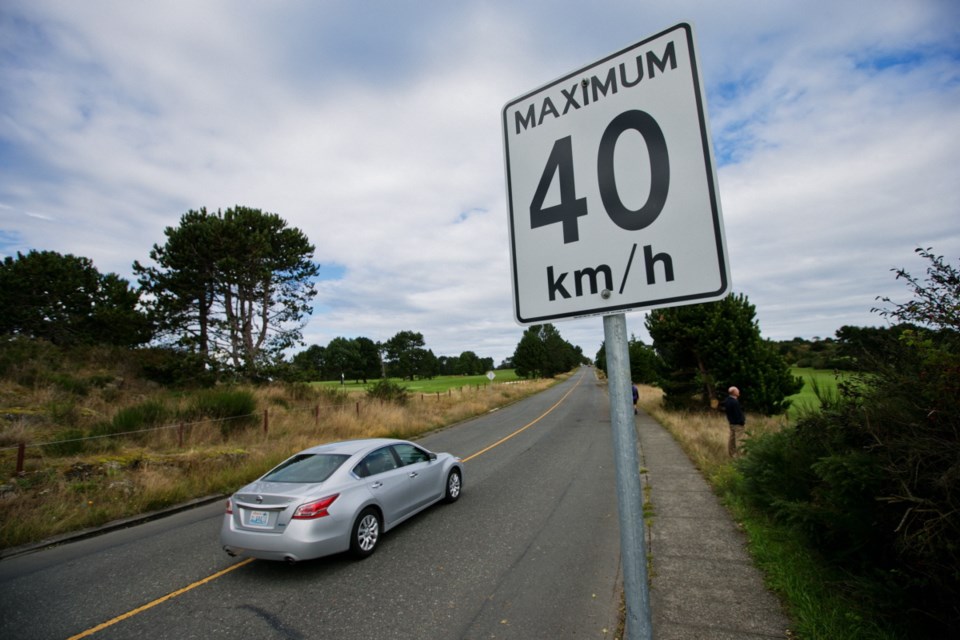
[133,347,215,387]
[42,428,86,456]
[112,400,170,432]
[282,382,316,402]
[366,379,409,405]
[736,248,960,635]
[181,388,258,436]
[46,399,81,427]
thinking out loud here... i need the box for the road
[0,367,623,639]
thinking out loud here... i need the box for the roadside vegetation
[637,385,901,640]
[0,348,557,551]
[636,248,960,638]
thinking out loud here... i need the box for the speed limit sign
[502,22,730,324]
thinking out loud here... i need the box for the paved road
[0,367,622,639]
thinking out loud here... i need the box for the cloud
[2,0,958,364]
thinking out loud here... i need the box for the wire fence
[1,381,516,476]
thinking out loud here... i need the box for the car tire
[443,468,462,503]
[350,507,381,559]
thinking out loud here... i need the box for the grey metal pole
[603,313,653,640]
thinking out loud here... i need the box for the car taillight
[225,499,233,514]
[293,494,339,519]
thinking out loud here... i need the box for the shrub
[181,388,258,436]
[366,379,409,405]
[42,428,86,456]
[92,400,170,438]
[737,248,960,635]
[282,382,315,402]
[133,348,214,387]
[46,399,81,427]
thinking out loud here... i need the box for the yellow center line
[68,370,586,638]
[67,558,255,640]
[460,371,584,463]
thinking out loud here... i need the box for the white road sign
[502,22,730,324]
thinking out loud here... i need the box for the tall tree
[512,323,581,378]
[596,335,660,384]
[383,330,427,380]
[0,250,150,346]
[134,208,220,361]
[290,344,326,381]
[354,337,382,383]
[646,293,801,414]
[135,206,319,377]
[325,337,360,382]
[457,350,481,375]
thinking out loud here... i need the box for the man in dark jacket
[722,386,745,457]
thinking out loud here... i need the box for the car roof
[300,438,408,457]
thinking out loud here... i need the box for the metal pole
[604,313,653,640]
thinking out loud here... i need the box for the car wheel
[350,507,381,559]
[443,468,462,503]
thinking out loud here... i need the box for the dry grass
[636,385,789,481]
[0,378,556,550]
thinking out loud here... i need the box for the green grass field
[314,369,522,394]
[787,367,847,414]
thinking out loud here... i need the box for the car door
[392,443,444,514]
[355,446,409,528]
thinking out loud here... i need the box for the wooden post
[263,409,269,435]
[178,422,184,448]
[16,442,25,476]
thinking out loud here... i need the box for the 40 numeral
[529,109,670,244]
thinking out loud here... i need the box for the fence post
[263,409,269,435]
[315,405,320,428]
[178,422,184,448]
[356,401,360,417]
[16,442,25,476]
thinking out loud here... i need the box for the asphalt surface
[0,370,623,639]
[636,409,793,639]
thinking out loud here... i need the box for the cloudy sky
[2,1,958,365]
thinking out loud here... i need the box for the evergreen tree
[134,206,319,378]
[354,337,382,383]
[595,335,660,384]
[646,293,801,414]
[383,330,427,380]
[0,250,150,347]
[512,323,581,378]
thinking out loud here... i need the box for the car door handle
[408,472,418,478]
[371,481,383,489]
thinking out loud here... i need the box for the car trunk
[232,481,322,532]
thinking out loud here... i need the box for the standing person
[721,386,745,456]
[632,383,639,415]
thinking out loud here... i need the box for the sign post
[603,312,651,638]
[502,23,729,640]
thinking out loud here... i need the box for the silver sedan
[220,438,463,562]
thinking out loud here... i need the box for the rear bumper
[219,516,350,562]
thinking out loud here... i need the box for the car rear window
[262,453,349,483]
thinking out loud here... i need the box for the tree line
[287,331,497,383]
[0,205,573,384]
[594,292,803,415]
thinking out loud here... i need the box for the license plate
[248,510,270,526]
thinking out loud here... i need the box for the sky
[2,1,958,366]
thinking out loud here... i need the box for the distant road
[0,367,622,639]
